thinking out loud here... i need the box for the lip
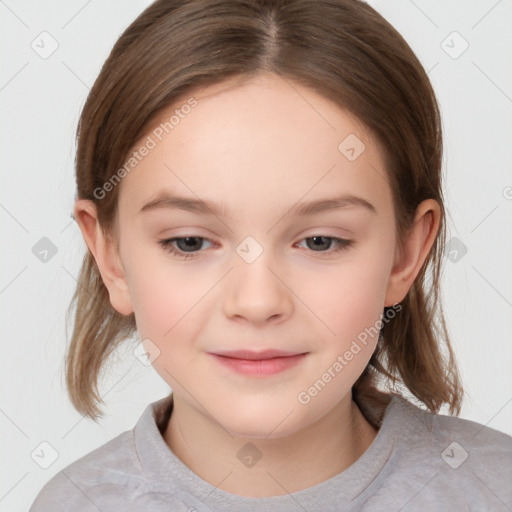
[209,349,304,360]
[207,350,308,376]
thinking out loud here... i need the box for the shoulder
[396,396,512,461]
[29,431,192,512]
[29,429,144,511]
[431,402,512,451]
[377,396,512,510]
[29,396,190,512]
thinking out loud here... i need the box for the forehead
[118,73,393,220]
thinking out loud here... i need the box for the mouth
[207,349,308,376]
[209,349,305,360]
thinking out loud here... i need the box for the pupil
[310,236,329,250]
[180,237,201,251]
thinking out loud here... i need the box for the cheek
[128,264,212,380]
[122,240,205,339]
[131,270,204,339]
[308,248,392,340]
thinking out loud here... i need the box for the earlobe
[384,199,440,307]
[73,199,134,315]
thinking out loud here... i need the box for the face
[112,73,399,438]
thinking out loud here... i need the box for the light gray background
[1,1,511,510]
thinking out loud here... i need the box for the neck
[163,393,378,498]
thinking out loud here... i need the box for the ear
[384,199,441,306]
[73,199,134,315]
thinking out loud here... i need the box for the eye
[158,236,213,260]
[158,235,353,260]
[296,236,353,256]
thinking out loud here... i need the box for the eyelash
[158,235,353,260]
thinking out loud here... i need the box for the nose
[222,249,293,325]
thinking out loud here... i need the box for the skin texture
[74,72,440,497]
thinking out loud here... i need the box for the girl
[30,0,512,510]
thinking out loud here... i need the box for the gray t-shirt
[29,393,512,511]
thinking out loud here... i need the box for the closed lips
[208,350,307,360]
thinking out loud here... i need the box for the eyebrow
[139,193,377,217]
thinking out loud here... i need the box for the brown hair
[66,0,463,424]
